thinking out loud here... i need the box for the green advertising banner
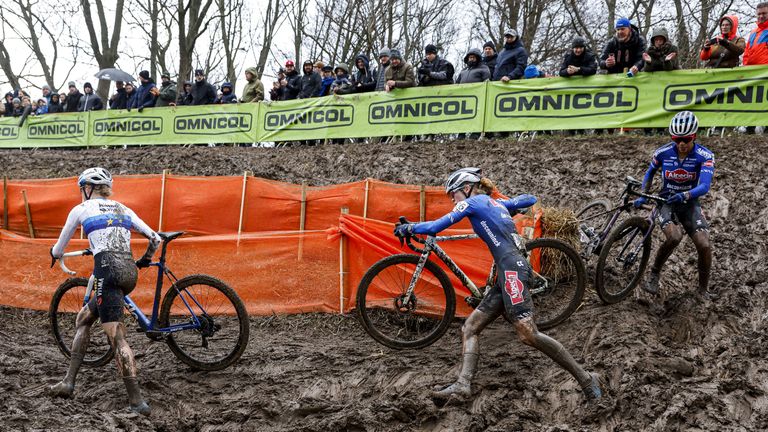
[88,104,259,146]
[258,82,487,141]
[1,66,767,148]
[484,66,768,132]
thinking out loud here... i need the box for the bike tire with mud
[356,254,456,350]
[49,277,114,367]
[594,216,653,304]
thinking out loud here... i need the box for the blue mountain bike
[49,231,249,371]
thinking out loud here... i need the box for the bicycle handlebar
[397,216,427,253]
[58,249,92,275]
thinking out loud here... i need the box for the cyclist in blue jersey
[634,111,715,299]
[395,168,601,400]
[49,167,160,415]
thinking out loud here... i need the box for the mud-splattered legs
[103,321,148,413]
[691,230,712,293]
[513,317,591,386]
[651,224,684,273]
[457,309,499,384]
[50,305,96,397]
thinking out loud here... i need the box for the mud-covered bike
[576,177,667,303]
[356,217,586,350]
[49,231,249,371]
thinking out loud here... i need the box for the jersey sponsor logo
[494,86,638,118]
[665,168,696,182]
[702,160,714,168]
[480,220,501,247]
[264,104,353,130]
[175,112,252,134]
[368,96,477,124]
[453,201,469,213]
[489,199,504,208]
[0,124,19,140]
[695,147,714,160]
[27,120,86,139]
[663,78,768,113]
[93,116,163,137]
[503,271,525,305]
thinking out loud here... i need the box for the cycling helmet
[445,167,482,194]
[78,167,113,188]
[669,111,698,137]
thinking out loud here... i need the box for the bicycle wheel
[159,275,249,371]
[526,238,587,330]
[356,254,456,350]
[595,216,652,304]
[49,277,114,367]
[577,198,612,230]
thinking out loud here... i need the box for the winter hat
[161,71,171,79]
[221,82,233,90]
[389,49,403,60]
[424,44,438,54]
[42,84,51,91]
[12,97,20,104]
[83,82,93,89]
[68,81,76,88]
[194,69,205,76]
[378,48,391,58]
[524,65,540,79]
[303,59,314,67]
[615,17,631,29]
[504,29,518,38]
[572,36,587,48]
[321,65,333,72]
[139,70,150,80]
[334,63,350,74]
[483,41,496,51]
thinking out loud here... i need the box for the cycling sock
[457,352,479,385]
[123,376,150,415]
[50,352,84,396]
[532,332,591,385]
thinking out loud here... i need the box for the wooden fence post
[419,185,426,222]
[363,178,370,219]
[339,207,349,314]
[298,181,307,260]
[158,169,170,231]
[237,171,251,246]
[2,176,7,230]
[21,190,34,238]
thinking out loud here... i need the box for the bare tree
[216,0,247,86]
[177,0,217,82]
[80,0,126,99]
[253,0,288,79]
[124,0,176,78]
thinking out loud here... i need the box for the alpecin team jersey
[52,198,160,257]
[411,194,537,263]
[643,142,715,200]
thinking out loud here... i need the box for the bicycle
[49,231,250,371]
[356,216,586,350]
[576,178,667,303]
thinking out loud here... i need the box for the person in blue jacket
[395,168,602,401]
[634,111,715,299]
[493,29,529,81]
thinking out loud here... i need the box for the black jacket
[600,25,647,73]
[65,90,82,112]
[281,70,302,100]
[349,54,376,93]
[417,55,454,86]
[493,40,529,80]
[558,49,599,77]
[191,79,217,105]
[47,99,64,113]
[110,88,128,109]
[298,70,322,99]
[483,53,497,78]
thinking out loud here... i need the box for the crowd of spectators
[2,4,767,132]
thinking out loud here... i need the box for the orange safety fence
[0,174,541,315]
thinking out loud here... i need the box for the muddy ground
[1,134,768,431]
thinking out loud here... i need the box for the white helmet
[78,167,113,188]
[445,167,482,194]
[669,111,698,137]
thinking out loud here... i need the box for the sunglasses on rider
[672,135,695,144]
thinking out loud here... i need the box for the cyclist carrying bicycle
[49,167,160,415]
[634,111,715,299]
[395,168,601,400]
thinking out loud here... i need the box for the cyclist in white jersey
[49,167,160,416]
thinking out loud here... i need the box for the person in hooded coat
[643,27,681,71]
[600,17,647,75]
[3,92,14,117]
[482,41,498,78]
[559,36,598,77]
[493,30,528,81]
[330,63,353,94]
[700,15,746,68]
[347,54,376,93]
[298,60,322,98]
[217,82,238,103]
[318,66,335,96]
[456,48,491,83]
[241,67,265,102]
[48,93,64,114]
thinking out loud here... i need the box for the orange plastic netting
[0,175,540,315]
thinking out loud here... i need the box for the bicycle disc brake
[394,294,417,313]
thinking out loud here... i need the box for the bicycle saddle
[158,231,185,242]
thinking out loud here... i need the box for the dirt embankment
[1,135,768,431]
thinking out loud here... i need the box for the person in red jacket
[743,3,768,65]
[700,15,745,68]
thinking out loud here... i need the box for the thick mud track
[1,135,767,431]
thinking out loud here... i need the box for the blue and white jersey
[411,194,536,263]
[52,198,160,256]
[643,142,715,199]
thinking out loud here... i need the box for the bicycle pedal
[464,296,481,309]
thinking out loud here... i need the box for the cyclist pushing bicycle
[634,111,715,299]
[394,168,601,400]
[48,167,159,415]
